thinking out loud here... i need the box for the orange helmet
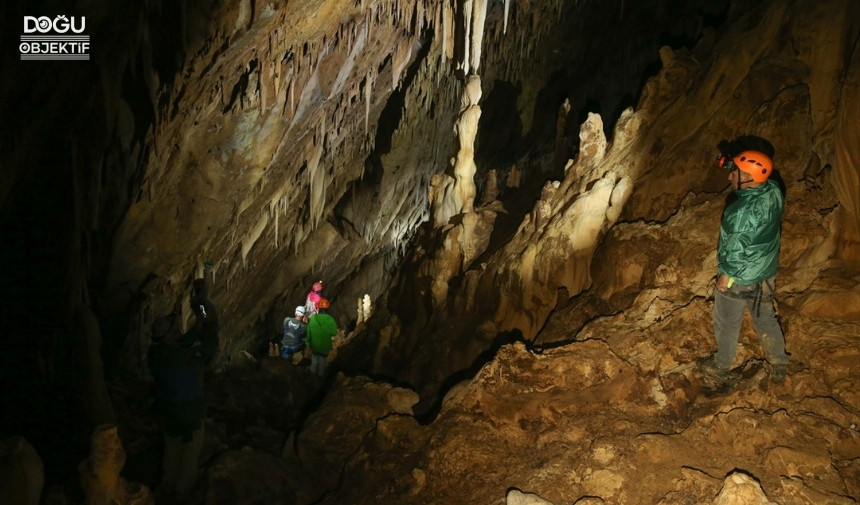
[318,298,330,309]
[733,150,773,182]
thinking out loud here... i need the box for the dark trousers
[713,276,789,369]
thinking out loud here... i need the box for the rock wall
[103,0,461,370]
[365,0,860,401]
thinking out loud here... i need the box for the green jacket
[306,312,338,354]
[717,179,784,284]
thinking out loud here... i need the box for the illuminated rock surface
[1,0,859,504]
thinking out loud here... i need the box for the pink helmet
[308,292,321,303]
[312,281,323,292]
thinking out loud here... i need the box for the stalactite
[272,201,278,249]
[257,58,266,113]
[364,70,371,135]
[273,56,281,97]
[392,42,410,91]
[462,0,473,73]
[308,123,327,230]
[346,23,352,54]
[470,0,487,72]
[519,32,524,58]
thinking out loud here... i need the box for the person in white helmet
[280,306,307,360]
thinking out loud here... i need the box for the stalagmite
[74,301,117,428]
[480,169,498,206]
[356,293,373,324]
[79,425,151,505]
[0,436,43,505]
[713,472,775,505]
[554,98,571,171]
[506,489,556,505]
[507,165,521,188]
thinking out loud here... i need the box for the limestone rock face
[296,374,421,490]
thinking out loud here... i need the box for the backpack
[282,317,306,348]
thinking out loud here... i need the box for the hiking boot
[698,357,729,381]
[771,364,787,383]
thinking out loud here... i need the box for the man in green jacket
[701,136,790,383]
[306,297,338,376]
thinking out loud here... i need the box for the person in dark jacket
[190,278,219,366]
[701,136,790,383]
[281,306,307,360]
[305,298,338,376]
[148,312,207,497]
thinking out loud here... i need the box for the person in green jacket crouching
[306,297,338,376]
[701,135,790,384]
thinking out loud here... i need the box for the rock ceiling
[2,0,860,503]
